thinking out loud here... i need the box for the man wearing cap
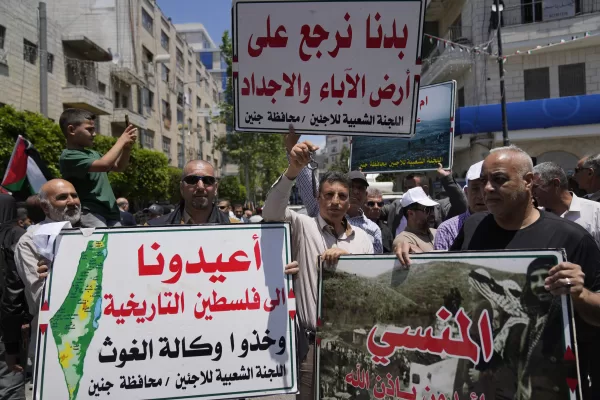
[285,131,382,253]
[144,204,164,222]
[392,187,438,253]
[434,161,487,250]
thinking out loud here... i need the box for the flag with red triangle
[1,135,52,195]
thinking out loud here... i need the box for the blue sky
[156,0,327,148]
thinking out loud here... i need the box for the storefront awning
[456,94,600,135]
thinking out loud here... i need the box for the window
[114,90,120,108]
[142,8,154,35]
[161,64,170,82]
[213,158,218,168]
[207,155,211,162]
[177,143,184,168]
[143,88,154,109]
[188,118,192,132]
[98,82,106,95]
[143,130,155,149]
[137,87,143,114]
[559,63,586,97]
[200,52,213,68]
[196,71,203,86]
[205,117,211,142]
[343,137,348,143]
[177,108,184,124]
[187,88,192,107]
[142,46,154,64]
[332,147,338,153]
[0,25,5,49]
[162,136,171,158]
[457,87,465,107]
[524,67,550,100]
[46,53,54,73]
[162,100,171,120]
[176,48,184,71]
[161,16,170,30]
[121,94,129,109]
[196,96,201,108]
[188,61,192,76]
[161,31,169,51]
[212,89,218,103]
[23,39,37,65]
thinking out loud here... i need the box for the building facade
[422,0,600,175]
[0,0,227,173]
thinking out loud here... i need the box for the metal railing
[65,58,100,92]
[502,0,599,26]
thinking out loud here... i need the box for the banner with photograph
[34,224,297,400]
[350,81,456,173]
[232,0,427,137]
[316,251,581,400]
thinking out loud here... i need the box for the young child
[59,108,137,227]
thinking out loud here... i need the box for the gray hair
[366,187,383,197]
[489,145,534,177]
[38,188,50,206]
[582,154,600,176]
[533,162,568,190]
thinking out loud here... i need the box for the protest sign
[350,81,456,173]
[316,251,581,400]
[34,224,297,400]
[232,0,426,137]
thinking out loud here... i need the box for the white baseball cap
[401,187,438,208]
[464,161,484,189]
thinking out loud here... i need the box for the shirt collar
[317,214,354,237]
[565,192,582,213]
[182,209,195,224]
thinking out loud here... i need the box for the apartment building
[322,135,350,172]
[422,0,600,175]
[0,0,227,172]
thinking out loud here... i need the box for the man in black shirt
[450,145,600,398]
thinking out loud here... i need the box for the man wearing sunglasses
[392,187,438,253]
[364,187,393,253]
[148,160,233,226]
[574,154,600,202]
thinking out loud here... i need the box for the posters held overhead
[233,0,427,137]
[350,81,456,173]
[316,251,581,400]
[34,224,297,400]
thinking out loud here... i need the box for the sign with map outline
[33,224,297,400]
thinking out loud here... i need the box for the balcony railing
[422,25,472,75]
[502,0,599,27]
[65,58,100,92]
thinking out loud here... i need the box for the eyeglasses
[366,201,384,207]
[218,205,228,210]
[414,206,434,215]
[182,175,216,186]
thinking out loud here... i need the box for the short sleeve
[569,234,600,292]
[60,150,96,179]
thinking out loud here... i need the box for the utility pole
[39,2,48,117]
[495,0,510,145]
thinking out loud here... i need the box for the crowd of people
[0,108,600,399]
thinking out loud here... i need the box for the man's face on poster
[530,268,552,303]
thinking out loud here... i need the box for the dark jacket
[0,194,31,355]
[120,210,137,226]
[382,175,467,234]
[148,202,231,226]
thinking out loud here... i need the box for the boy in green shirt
[58,108,137,227]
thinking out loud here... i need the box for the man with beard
[13,179,86,398]
[447,145,600,398]
[149,160,232,225]
[392,187,438,253]
[510,257,572,400]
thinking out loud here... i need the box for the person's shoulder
[464,211,492,225]
[541,210,592,237]
[437,214,460,230]
[351,225,372,241]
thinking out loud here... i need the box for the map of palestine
[49,234,108,400]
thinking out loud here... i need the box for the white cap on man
[401,187,438,208]
[464,161,484,189]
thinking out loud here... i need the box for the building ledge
[111,109,147,129]
[62,35,112,62]
[62,86,113,115]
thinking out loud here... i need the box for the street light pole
[495,0,510,146]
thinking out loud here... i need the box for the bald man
[148,160,235,225]
[446,146,600,398]
[13,179,90,384]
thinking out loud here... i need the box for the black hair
[318,171,351,194]
[59,108,96,136]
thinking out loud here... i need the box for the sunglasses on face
[366,201,384,207]
[414,206,434,215]
[182,175,216,186]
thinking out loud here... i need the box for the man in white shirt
[533,162,600,246]
[574,154,600,202]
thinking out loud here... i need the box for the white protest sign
[233,0,427,137]
[34,224,297,400]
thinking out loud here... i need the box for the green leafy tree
[167,166,183,205]
[329,146,350,174]
[217,175,247,204]
[0,105,65,178]
[376,173,396,182]
[215,31,288,202]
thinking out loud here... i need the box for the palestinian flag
[1,135,53,195]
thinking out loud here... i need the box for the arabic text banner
[34,224,297,400]
[233,0,426,137]
[316,251,581,400]
[350,81,456,173]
